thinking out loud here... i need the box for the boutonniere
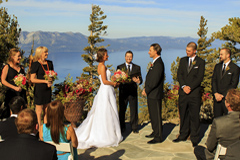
[192,60,196,65]
[151,63,153,67]
[226,66,230,71]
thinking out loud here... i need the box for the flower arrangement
[44,70,58,81]
[13,73,27,90]
[111,69,130,83]
[200,92,213,123]
[55,75,92,104]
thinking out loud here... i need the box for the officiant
[117,50,142,133]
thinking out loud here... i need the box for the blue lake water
[47,49,186,85]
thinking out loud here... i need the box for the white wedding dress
[75,69,122,149]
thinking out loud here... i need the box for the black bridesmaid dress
[2,64,27,118]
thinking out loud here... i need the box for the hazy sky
[1,0,240,38]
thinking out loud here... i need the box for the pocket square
[228,72,232,75]
[194,66,199,69]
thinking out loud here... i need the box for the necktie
[222,64,226,75]
[189,59,192,69]
[127,65,130,74]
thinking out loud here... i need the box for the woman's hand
[14,86,22,92]
[114,82,120,88]
[46,80,52,88]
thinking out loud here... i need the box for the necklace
[39,60,49,73]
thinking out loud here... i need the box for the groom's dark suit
[177,56,205,144]
[145,57,164,141]
[212,61,240,118]
[117,63,142,131]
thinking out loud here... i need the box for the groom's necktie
[222,64,226,75]
[127,65,130,74]
[189,58,192,69]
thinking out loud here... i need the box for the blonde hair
[7,48,20,63]
[33,46,48,62]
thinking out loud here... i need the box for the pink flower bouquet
[44,70,58,81]
[111,69,130,83]
[13,73,27,90]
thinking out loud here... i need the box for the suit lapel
[187,57,197,74]
[221,61,231,79]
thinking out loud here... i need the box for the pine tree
[81,5,108,110]
[170,56,180,85]
[196,16,216,94]
[0,6,21,70]
[213,17,240,62]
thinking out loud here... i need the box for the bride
[75,48,123,149]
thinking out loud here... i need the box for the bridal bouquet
[44,70,58,82]
[111,69,130,83]
[13,73,27,90]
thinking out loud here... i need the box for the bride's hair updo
[96,48,107,62]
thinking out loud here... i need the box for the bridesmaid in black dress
[30,46,53,125]
[1,48,27,119]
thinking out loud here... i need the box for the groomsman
[173,42,205,147]
[212,48,240,118]
[142,43,164,144]
[117,50,142,133]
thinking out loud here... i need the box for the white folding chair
[214,143,227,160]
[46,141,75,160]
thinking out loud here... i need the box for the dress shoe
[147,139,162,144]
[172,138,186,143]
[132,130,139,133]
[145,133,154,138]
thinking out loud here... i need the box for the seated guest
[194,89,240,160]
[224,140,240,160]
[39,100,78,160]
[0,96,26,140]
[0,108,57,160]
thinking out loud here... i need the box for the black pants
[119,94,138,131]
[213,98,228,118]
[147,98,162,141]
[178,95,201,143]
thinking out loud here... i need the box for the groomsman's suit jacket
[177,56,205,98]
[0,134,57,160]
[117,63,142,130]
[145,57,164,140]
[205,111,240,160]
[212,61,240,98]
[0,116,18,140]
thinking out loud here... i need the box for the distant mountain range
[19,31,220,54]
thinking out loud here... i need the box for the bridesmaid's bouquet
[13,73,27,90]
[44,70,58,82]
[111,69,131,83]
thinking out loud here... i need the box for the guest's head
[149,43,162,59]
[125,50,133,64]
[186,42,197,58]
[15,108,38,134]
[220,48,231,63]
[33,46,48,62]
[46,100,65,144]
[9,96,26,115]
[7,48,21,64]
[96,48,108,62]
[225,89,240,112]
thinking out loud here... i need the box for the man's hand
[183,86,191,94]
[142,88,147,96]
[214,93,224,102]
[132,76,140,84]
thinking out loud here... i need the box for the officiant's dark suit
[117,51,142,132]
[174,42,205,146]
[212,48,240,118]
[144,43,164,144]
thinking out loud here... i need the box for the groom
[117,50,142,133]
[142,43,164,144]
